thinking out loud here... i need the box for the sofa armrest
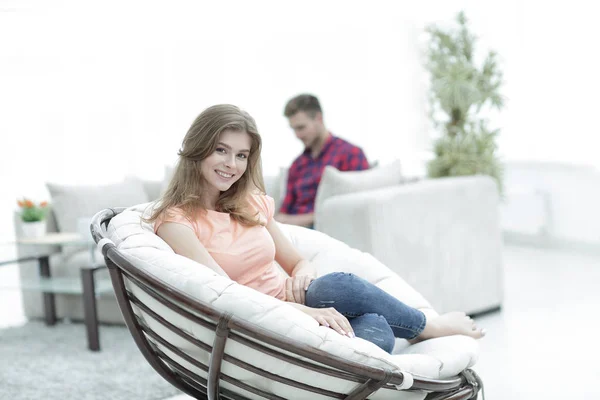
[315,175,504,314]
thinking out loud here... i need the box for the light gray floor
[0,261,27,329]
[473,245,600,399]
[2,244,599,399]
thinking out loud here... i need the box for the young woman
[147,104,485,353]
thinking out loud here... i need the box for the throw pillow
[263,167,288,212]
[161,164,176,195]
[47,177,150,233]
[314,160,403,214]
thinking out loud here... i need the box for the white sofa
[267,164,504,316]
[14,178,163,324]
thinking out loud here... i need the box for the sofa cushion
[160,164,175,195]
[142,180,163,202]
[314,160,403,213]
[263,167,288,212]
[47,178,149,233]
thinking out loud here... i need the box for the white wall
[0,0,432,240]
[1,0,599,242]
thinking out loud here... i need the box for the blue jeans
[305,272,426,353]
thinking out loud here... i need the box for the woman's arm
[266,219,317,303]
[266,219,316,277]
[157,222,230,278]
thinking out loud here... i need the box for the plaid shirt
[279,134,369,215]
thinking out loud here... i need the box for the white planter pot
[21,221,46,238]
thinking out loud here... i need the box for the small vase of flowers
[17,198,49,238]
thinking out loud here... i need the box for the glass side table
[0,233,113,351]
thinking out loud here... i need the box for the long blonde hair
[147,104,266,226]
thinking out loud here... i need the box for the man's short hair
[284,94,322,118]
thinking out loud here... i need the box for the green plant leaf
[425,10,505,196]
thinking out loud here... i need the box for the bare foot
[410,312,486,343]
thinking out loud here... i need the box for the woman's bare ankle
[411,311,485,343]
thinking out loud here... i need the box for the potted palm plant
[425,11,505,194]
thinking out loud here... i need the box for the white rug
[0,321,182,400]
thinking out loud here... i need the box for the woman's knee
[351,313,395,354]
[308,272,357,292]
[314,272,352,286]
[305,272,353,307]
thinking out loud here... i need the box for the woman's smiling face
[200,129,252,204]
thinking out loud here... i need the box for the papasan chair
[91,204,484,400]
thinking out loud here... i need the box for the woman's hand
[301,306,355,338]
[285,259,317,304]
[285,275,314,305]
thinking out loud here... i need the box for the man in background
[275,94,369,228]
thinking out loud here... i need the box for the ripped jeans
[305,272,426,353]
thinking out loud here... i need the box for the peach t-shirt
[154,194,287,300]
